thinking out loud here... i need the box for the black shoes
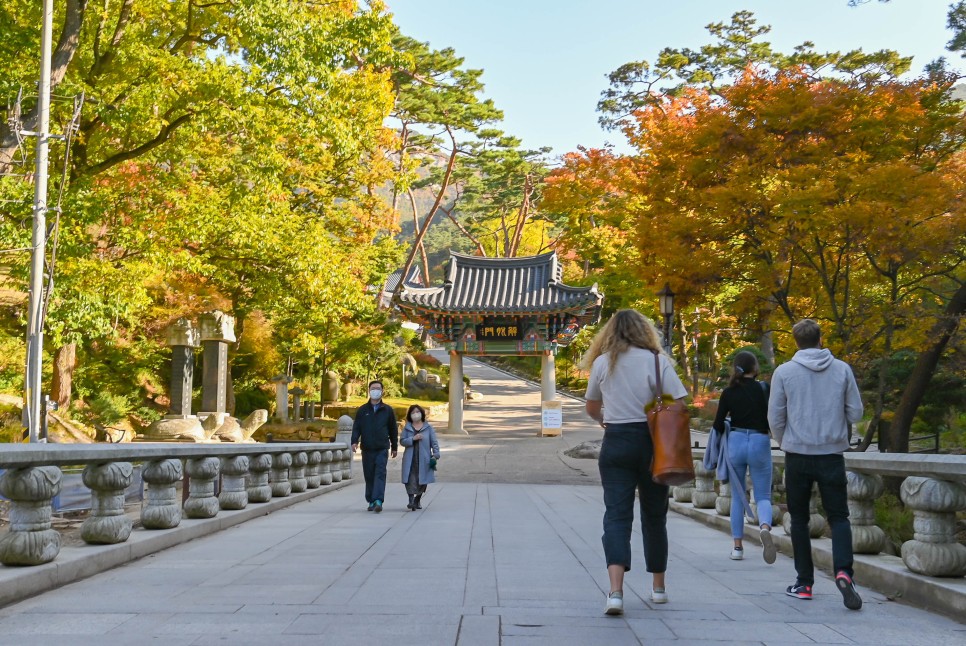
[835,572,863,610]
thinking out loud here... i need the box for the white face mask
[369,389,382,400]
[411,412,423,422]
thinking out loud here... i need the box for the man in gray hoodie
[768,319,864,610]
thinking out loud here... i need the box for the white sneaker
[650,588,668,604]
[730,547,744,560]
[760,528,777,565]
[605,591,624,615]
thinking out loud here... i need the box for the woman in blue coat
[400,404,440,511]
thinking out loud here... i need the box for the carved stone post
[304,401,315,421]
[331,450,343,483]
[692,461,717,509]
[290,451,308,493]
[271,453,293,497]
[306,451,322,489]
[320,450,334,486]
[246,454,273,503]
[290,387,305,422]
[219,456,250,510]
[847,471,887,554]
[341,447,352,480]
[715,482,732,516]
[671,463,696,502]
[0,466,62,565]
[165,318,201,418]
[782,481,827,538]
[184,457,220,519]
[900,477,966,577]
[198,310,235,419]
[271,374,292,422]
[336,415,353,479]
[81,462,134,544]
[142,459,183,529]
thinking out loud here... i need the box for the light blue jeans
[728,429,773,539]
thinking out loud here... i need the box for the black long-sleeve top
[712,378,770,433]
[351,401,398,452]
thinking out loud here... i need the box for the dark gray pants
[598,422,669,573]
[361,449,389,503]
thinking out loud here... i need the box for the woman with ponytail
[712,351,776,564]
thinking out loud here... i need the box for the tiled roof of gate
[395,251,603,315]
[382,265,423,294]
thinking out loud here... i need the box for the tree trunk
[0,0,89,172]
[391,127,459,303]
[51,342,77,410]
[507,174,533,258]
[882,281,966,453]
[439,204,486,256]
[407,188,431,285]
[677,317,693,393]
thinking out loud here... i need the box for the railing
[683,449,966,578]
[0,441,352,567]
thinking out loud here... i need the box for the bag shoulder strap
[652,350,664,410]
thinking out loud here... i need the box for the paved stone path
[0,356,962,644]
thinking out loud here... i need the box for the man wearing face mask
[351,380,398,512]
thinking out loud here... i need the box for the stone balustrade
[0,441,350,567]
[688,449,966,578]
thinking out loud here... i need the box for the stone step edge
[670,500,966,622]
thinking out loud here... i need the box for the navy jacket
[351,401,398,452]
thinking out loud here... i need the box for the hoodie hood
[791,347,834,372]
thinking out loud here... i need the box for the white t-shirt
[585,347,689,424]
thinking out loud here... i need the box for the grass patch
[874,491,914,548]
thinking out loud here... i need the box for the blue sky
[386,1,960,157]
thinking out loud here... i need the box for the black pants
[598,422,669,573]
[785,452,854,586]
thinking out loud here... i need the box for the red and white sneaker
[835,572,863,610]
[785,583,812,600]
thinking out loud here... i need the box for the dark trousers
[361,449,389,503]
[598,422,670,573]
[785,452,854,586]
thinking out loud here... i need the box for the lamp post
[657,283,675,356]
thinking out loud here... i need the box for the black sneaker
[835,572,862,610]
[785,583,812,600]
[374,500,383,513]
[367,502,375,512]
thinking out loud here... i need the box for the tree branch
[88,0,134,81]
[81,112,194,177]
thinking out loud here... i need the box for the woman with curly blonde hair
[584,309,688,616]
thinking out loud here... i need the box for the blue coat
[400,422,440,486]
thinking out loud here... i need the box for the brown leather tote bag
[645,351,695,486]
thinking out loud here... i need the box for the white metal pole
[24,0,54,443]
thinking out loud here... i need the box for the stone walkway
[0,356,962,644]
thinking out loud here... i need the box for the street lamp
[657,283,675,356]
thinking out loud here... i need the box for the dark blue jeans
[598,422,669,573]
[361,449,389,503]
[785,452,854,586]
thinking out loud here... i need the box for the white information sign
[540,400,563,436]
